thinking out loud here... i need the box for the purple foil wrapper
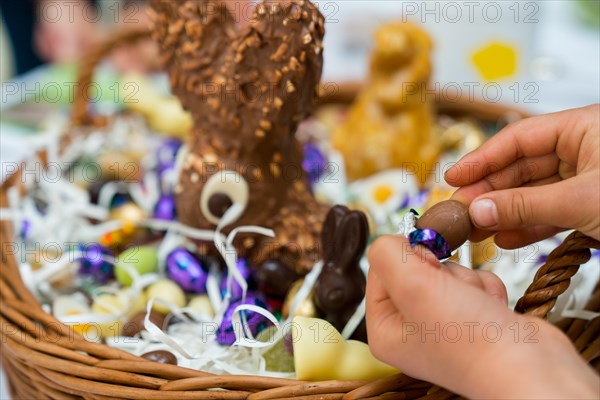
[220,258,252,300]
[408,228,452,260]
[166,248,209,293]
[302,142,327,184]
[216,294,270,345]
[153,195,176,221]
[77,243,115,283]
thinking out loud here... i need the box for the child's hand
[447,105,600,248]
[366,235,600,399]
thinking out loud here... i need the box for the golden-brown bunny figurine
[149,0,329,278]
[333,22,441,184]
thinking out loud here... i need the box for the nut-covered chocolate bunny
[314,205,369,341]
[149,0,329,274]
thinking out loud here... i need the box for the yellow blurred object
[292,316,398,381]
[123,73,193,139]
[472,42,518,81]
[332,22,440,185]
[282,280,318,319]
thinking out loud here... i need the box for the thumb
[469,179,586,232]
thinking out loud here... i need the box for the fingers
[468,177,591,232]
[494,226,565,249]
[451,154,559,205]
[445,106,596,187]
[443,262,508,306]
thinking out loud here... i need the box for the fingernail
[470,199,498,228]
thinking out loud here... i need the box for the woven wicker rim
[1,28,599,399]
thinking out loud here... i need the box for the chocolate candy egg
[166,248,208,293]
[141,350,178,365]
[115,246,158,286]
[415,200,472,251]
[220,258,252,300]
[216,294,270,345]
[146,279,186,315]
[153,195,176,221]
[254,259,300,299]
[122,311,166,337]
[77,244,115,284]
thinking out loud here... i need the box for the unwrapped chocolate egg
[122,311,166,337]
[77,243,114,284]
[216,294,270,345]
[141,350,178,365]
[254,259,300,299]
[415,200,472,251]
[166,248,208,294]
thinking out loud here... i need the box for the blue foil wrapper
[408,228,452,260]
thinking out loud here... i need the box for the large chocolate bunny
[314,205,369,342]
[149,0,329,274]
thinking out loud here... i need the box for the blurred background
[0,0,599,397]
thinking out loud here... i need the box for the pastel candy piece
[166,248,208,293]
[415,200,472,251]
[187,295,214,319]
[257,326,294,373]
[146,279,186,315]
[141,350,178,365]
[115,246,159,286]
[292,316,397,381]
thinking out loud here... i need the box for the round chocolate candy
[414,200,472,251]
[76,243,115,284]
[219,257,252,300]
[141,350,178,365]
[216,294,270,345]
[122,311,166,337]
[254,259,300,299]
[153,195,177,221]
[166,248,209,294]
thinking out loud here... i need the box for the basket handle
[515,231,600,318]
[70,28,152,127]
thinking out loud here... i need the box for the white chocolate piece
[187,295,215,318]
[292,316,398,381]
[146,279,186,314]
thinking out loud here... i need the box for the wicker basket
[1,29,599,400]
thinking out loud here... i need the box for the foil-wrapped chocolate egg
[153,195,176,221]
[166,248,209,294]
[302,142,327,184]
[415,200,472,251]
[282,279,318,319]
[216,294,270,345]
[220,258,252,300]
[76,243,115,284]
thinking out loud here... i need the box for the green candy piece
[115,246,158,286]
[257,327,295,373]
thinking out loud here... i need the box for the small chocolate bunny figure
[149,0,329,274]
[314,205,369,342]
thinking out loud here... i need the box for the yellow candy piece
[91,290,147,338]
[292,316,398,381]
[282,280,318,319]
[146,279,186,315]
